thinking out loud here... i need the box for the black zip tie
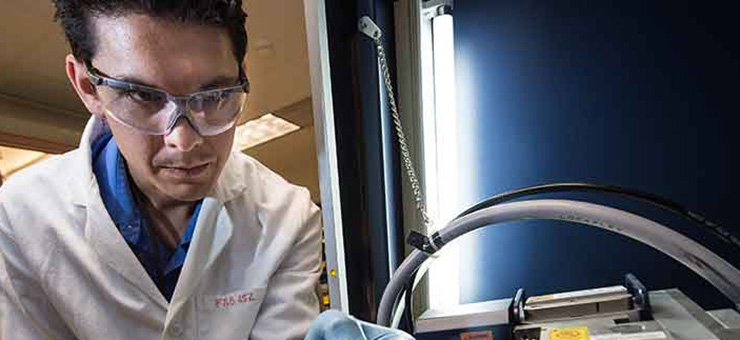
[407,230,445,255]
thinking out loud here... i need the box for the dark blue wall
[454,1,740,309]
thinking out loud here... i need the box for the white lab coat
[0,117,322,340]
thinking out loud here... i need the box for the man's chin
[159,183,213,202]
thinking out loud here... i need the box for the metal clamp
[359,16,382,40]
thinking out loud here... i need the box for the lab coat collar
[166,197,234,323]
[72,116,245,313]
[70,117,109,207]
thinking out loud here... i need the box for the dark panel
[454,1,740,309]
[325,0,404,322]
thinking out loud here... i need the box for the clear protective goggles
[86,64,249,136]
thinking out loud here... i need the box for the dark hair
[52,0,247,66]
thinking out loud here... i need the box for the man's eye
[201,92,228,104]
[192,92,230,111]
[125,90,164,102]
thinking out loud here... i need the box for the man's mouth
[161,162,211,178]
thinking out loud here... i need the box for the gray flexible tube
[377,199,740,327]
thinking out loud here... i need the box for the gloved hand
[304,310,416,340]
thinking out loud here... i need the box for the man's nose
[164,116,204,152]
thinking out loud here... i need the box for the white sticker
[619,332,667,340]
[592,332,667,340]
[591,334,621,340]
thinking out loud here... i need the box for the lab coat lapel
[75,117,169,310]
[84,189,170,311]
[166,154,246,319]
[166,197,234,318]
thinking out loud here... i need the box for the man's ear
[65,54,105,119]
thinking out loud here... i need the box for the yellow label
[550,327,589,340]
[528,294,555,303]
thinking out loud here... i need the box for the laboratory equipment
[376,199,740,340]
[414,275,740,340]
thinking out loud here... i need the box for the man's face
[87,15,240,204]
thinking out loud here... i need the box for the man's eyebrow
[116,75,162,90]
[199,76,241,90]
[110,76,239,92]
[114,75,241,92]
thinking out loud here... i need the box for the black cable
[402,269,417,333]
[454,182,740,250]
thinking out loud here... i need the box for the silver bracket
[358,16,382,40]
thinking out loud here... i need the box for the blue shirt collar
[91,133,147,245]
[91,133,202,281]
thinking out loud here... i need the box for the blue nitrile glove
[304,310,416,340]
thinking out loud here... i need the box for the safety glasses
[86,64,250,136]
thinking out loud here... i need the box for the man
[0,1,322,339]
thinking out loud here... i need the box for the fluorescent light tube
[233,113,301,151]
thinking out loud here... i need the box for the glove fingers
[359,320,415,340]
[305,310,416,340]
[305,310,368,340]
